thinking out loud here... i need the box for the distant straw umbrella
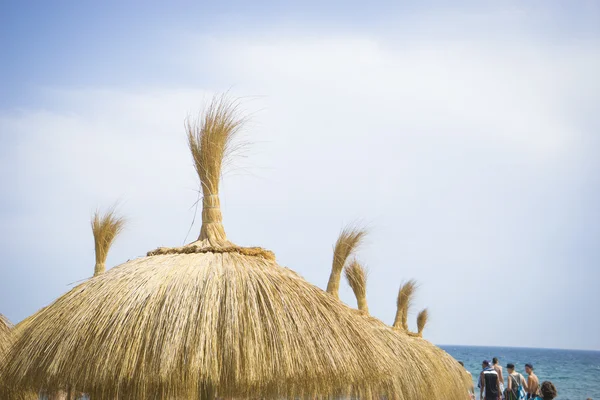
[0,315,37,400]
[0,314,13,398]
[6,95,405,400]
[328,226,471,399]
[11,208,126,400]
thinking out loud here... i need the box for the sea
[440,345,600,400]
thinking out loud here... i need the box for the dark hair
[525,363,533,370]
[540,381,557,400]
[506,363,515,369]
[458,361,464,367]
[492,357,498,364]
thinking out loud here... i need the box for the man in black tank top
[479,360,500,400]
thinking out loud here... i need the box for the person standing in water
[479,360,500,400]
[505,363,527,400]
[524,363,539,399]
[492,357,505,395]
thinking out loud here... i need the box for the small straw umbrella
[12,208,126,400]
[6,95,405,400]
[327,226,472,399]
[0,314,13,398]
[0,315,37,400]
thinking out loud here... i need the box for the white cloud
[1,26,599,349]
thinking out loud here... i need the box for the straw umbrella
[10,209,126,400]
[1,315,38,400]
[0,313,13,398]
[327,227,472,399]
[5,95,407,400]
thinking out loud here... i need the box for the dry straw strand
[92,206,125,276]
[326,226,366,299]
[344,260,369,314]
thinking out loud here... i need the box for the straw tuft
[393,279,417,331]
[417,308,429,336]
[344,260,369,314]
[326,226,366,299]
[186,95,245,245]
[92,206,125,276]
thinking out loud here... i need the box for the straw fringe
[92,207,125,276]
[326,226,366,299]
[5,253,404,399]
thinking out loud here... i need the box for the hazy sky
[1,1,599,350]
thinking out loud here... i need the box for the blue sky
[1,1,599,350]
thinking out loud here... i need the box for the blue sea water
[440,345,600,400]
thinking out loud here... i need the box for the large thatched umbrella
[5,96,405,400]
[327,226,471,399]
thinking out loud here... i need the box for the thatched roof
[337,229,472,399]
[5,95,404,399]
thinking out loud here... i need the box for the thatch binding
[148,244,275,260]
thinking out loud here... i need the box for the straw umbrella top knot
[92,207,125,276]
[148,95,274,261]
